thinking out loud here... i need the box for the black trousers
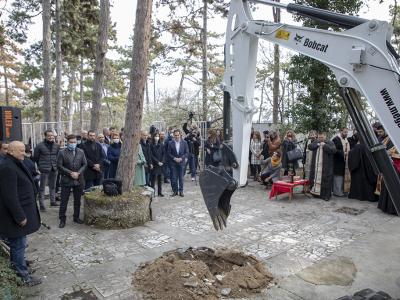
[151,174,162,195]
[59,185,83,221]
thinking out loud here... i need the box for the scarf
[271,157,281,168]
[339,135,351,193]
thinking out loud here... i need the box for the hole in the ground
[61,289,98,300]
[334,206,366,216]
[133,247,274,299]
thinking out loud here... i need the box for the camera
[188,111,195,120]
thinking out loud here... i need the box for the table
[269,179,309,200]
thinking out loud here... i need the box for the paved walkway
[23,178,400,299]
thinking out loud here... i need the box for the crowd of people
[1,120,399,287]
[249,124,400,214]
[0,122,207,286]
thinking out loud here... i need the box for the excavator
[199,0,400,231]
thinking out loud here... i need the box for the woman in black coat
[205,129,221,167]
[150,132,165,197]
[282,130,299,175]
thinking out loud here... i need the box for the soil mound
[133,247,273,300]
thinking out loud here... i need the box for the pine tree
[116,0,153,192]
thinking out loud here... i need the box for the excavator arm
[200,0,400,230]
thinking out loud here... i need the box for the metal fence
[22,120,90,149]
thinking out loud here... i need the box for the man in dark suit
[80,130,105,189]
[168,129,189,197]
[0,141,42,286]
[57,134,87,228]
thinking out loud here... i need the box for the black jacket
[140,139,152,167]
[150,142,166,176]
[80,140,105,181]
[33,141,60,173]
[282,138,299,170]
[0,155,41,238]
[57,148,87,187]
[332,136,349,176]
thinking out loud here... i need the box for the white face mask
[154,137,160,142]
[113,139,120,144]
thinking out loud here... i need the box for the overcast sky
[8,0,394,98]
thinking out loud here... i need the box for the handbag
[212,150,222,163]
[287,147,303,162]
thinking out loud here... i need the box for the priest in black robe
[308,132,337,201]
[375,125,399,215]
[348,142,377,202]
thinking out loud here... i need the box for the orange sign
[4,110,13,139]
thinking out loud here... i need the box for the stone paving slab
[21,177,400,299]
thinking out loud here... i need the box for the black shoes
[179,192,184,197]
[22,275,42,287]
[158,193,165,197]
[73,218,84,224]
[39,206,46,212]
[170,192,178,197]
[50,202,59,207]
[59,220,66,228]
[164,179,170,184]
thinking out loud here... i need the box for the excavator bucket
[199,165,238,231]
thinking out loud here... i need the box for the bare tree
[42,0,52,122]
[55,0,63,131]
[90,0,110,131]
[116,0,153,192]
[272,0,280,124]
[79,57,84,130]
[201,0,208,120]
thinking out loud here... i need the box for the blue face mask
[67,143,77,151]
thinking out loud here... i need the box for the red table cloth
[269,179,309,200]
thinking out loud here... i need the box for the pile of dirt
[133,247,274,300]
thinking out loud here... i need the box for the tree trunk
[177,64,187,107]
[258,78,266,123]
[4,66,9,106]
[79,57,84,131]
[116,0,153,192]
[68,70,76,134]
[272,1,280,125]
[42,0,52,122]
[145,78,149,113]
[201,0,208,121]
[55,0,63,133]
[90,0,110,132]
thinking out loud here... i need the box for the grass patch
[0,253,23,300]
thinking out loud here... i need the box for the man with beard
[376,125,400,215]
[80,130,105,189]
[33,130,60,211]
[303,130,317,180]
[332,127,351,197]
[308,132,337,201]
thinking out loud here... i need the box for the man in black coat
[332,127,350,197]
[140,130,153,186]
[80,130,105,189]
[308,132,337,201]
[0,141,8,164]
[33,129,60,211]
[183,122,201,181]
[0,141,42,286]
[57,134,87,228]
